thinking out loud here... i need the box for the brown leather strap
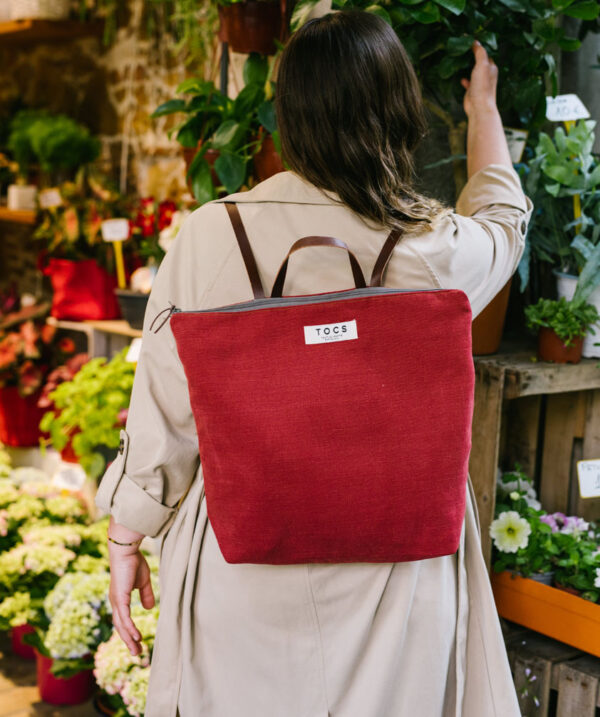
[224,203,265,299]
[369,228,403,287]
[272,236,367,298]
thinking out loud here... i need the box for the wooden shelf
[0,206,36,224]
[475,351,600,399]
[0,19,102,44]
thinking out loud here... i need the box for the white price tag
[504,127,528,164]
[38,188,62,209]
[577,459,600,499]
[546,94,590,122]
[126,338,142,363]
[101,218,130,242]
[52,464,87,491]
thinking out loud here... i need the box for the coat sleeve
[409,164,533,318]
[95,220,201,538]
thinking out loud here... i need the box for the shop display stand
[504,622,600,716]
[47,317,142,358]
[470,348,600,566]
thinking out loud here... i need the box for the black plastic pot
[114,289,149,331]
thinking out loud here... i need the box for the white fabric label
[578,459,600,499]
[304,319,358,345]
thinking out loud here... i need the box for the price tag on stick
[101,219,129,290]
[546,94,590,123]
[577,459,600,499]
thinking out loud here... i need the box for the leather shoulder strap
[224,203,265,299]
[370,228,403,288]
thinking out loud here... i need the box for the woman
[97,11,532,716]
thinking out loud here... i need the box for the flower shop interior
[0,0,600,715]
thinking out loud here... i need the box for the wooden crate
[470,351,600,565]
[504,623,600,717]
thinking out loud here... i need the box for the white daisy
[490,511,531,553]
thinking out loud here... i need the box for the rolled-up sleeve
[95,221,201,537]
[412,164,533,318]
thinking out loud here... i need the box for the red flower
[117,407,129,426]
[158,200,177,230]
[58,337,76,354]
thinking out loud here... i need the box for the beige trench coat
[96,165,533,717]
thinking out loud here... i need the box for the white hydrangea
[5,495,45,522]
[10,467,49,486]
[121,665,151,717]
[22,524,82,549]
[45,600,101,659]
[0,592,36,627]
[44,496,86,521]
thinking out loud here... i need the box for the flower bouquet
[0,309,76,446]
[115,197,184,330]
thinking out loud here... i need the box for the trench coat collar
[214,170,340,206]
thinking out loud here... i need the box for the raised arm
[461,41,512,178]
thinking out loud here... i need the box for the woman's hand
[460,41,499,117]
[108,527,155,656]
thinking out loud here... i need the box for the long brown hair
[276,11,449,232]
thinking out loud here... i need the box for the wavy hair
[276,11,449,233]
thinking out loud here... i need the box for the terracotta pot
[253,133,285,183]
[36,651,95,705]
[471,279,512,355]
[537,327,583,364]
[182,142,220,194]
[218,0,282,55]
[11,623,36,660]
[0,386,46,447]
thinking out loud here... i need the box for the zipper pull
[149,303,181,334]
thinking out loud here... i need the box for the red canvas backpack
[167,203,474,564]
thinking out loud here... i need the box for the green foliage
[152,54,281,202]
[7,111,100,184]
[40,350,135,480]
[291,0,598,130]
[524,296,599,345]
[7,110,47,180]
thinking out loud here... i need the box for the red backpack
[167,203,474,564]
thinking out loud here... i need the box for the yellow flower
[490,511,531,553]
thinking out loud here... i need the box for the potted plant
[115,197,183,330]
[523,120,600,356]
[217,0,284,55]
[39,349,134,480]
[37,352,89,463]
[35,174,130,321]
[25,569,112,705]
[0,307,77,446]
[491,469,555,583]
[524,296,599,364]
[152,54,284,204]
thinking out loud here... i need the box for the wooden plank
[0,207,35,225]
[556,657,600,716]
[539,393,579,514]
[502,395,542,478]
[469,362,505,566]
[576,389,600,521]
[0,19,102,43]
[473,354,600,399]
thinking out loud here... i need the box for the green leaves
[563,0,600,19]
[524,296,599,344]
[433,0,465,14]
[211,120,242,149]
[257,101,277,134]
[243,53,269,86]
[151,99,186,118]
[188,152,215,205]
[215,152,246,194]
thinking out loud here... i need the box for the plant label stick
[577,459,600,499]
[101,219,129,290]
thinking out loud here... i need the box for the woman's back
[97,10,532,717]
